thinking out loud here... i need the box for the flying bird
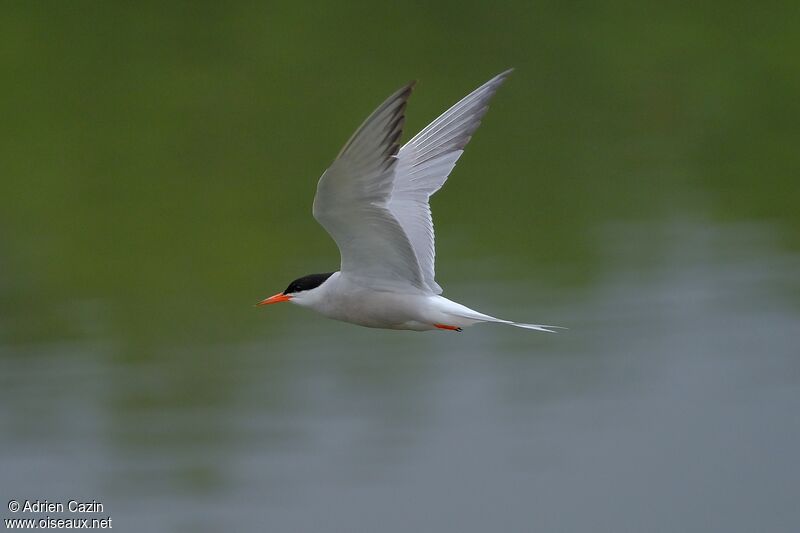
[258,70,557,333]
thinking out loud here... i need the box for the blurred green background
[1,2,799,532]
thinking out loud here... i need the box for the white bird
[258,70,558,333]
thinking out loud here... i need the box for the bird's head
[257,272,335,307]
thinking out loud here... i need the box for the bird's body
[287,271,530,331]
[259,70,558,333]
[292,272,461,331]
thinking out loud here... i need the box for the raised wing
[313,82,428,292]
[390,70,512,294]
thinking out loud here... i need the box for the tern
[258,70,557,333]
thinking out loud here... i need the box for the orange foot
[434,324,463,332]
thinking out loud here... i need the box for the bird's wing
[390,70,512,294]
[313,82,428,292]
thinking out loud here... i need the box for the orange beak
[256,292,292,306]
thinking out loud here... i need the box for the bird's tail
[440,298,563,333]
[490,319,564,333]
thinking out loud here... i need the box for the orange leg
[434,324,463,332]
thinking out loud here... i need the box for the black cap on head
[283,272,334,295]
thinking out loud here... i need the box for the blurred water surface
[1,2,799,532]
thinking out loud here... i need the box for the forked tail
[440,298,563,333]
[491,319,563,333]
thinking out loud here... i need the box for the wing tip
[486,68,514,91]
[396,80,417,101]
[488,68,514,86]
